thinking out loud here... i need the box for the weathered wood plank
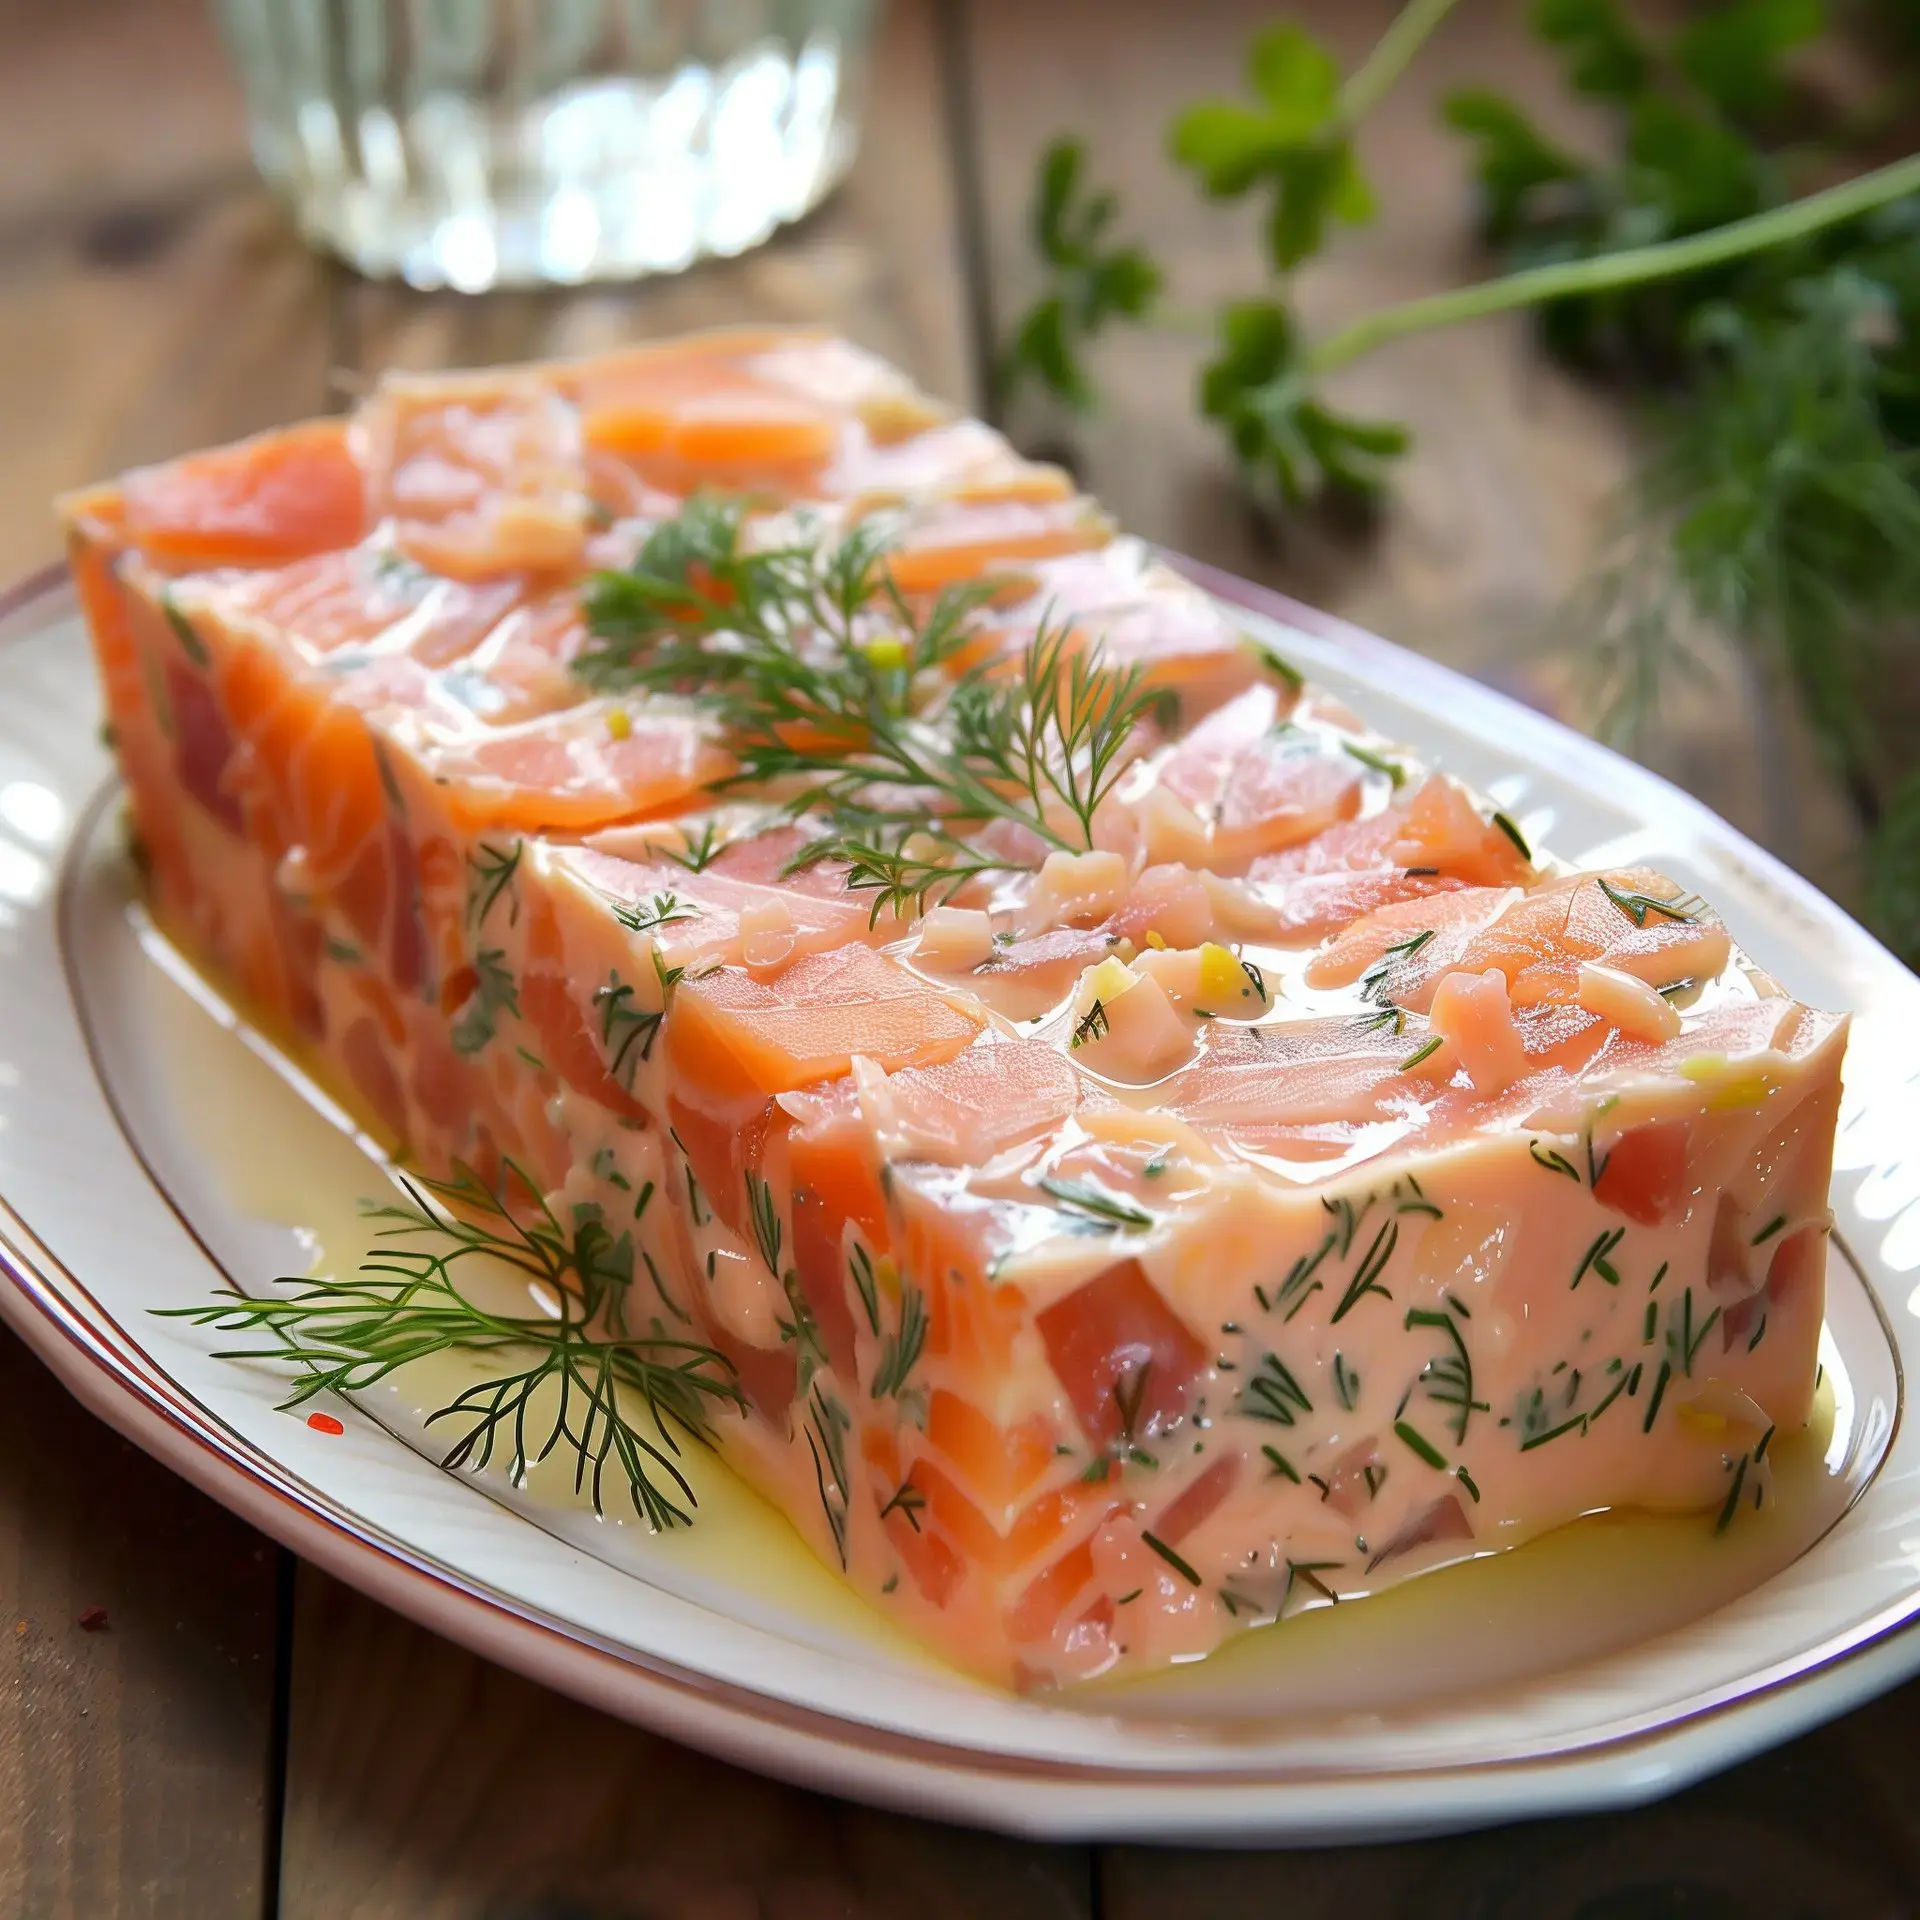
[0,1325,280,1918]
[0,0,335,578]
[0,4,313,1911]
[280,1567,1091,1920]
[955,0,1857,875]
[1102,1671,1920,1917]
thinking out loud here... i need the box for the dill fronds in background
[1455,0,1920,959]
[1002,0,1920,965]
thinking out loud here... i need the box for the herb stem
[1339,0,1462,126]
[1308,151,1920,375]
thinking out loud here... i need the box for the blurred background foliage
[1002,0,1920,963]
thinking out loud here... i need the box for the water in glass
[214,0,878,290]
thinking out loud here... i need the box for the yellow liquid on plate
[133,912,947,1673]
[132,903,1861,1712]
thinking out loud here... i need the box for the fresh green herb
[1002,2,1920,954]
[871,1286,929,1401]
[579,501,1157,922]
[592,951,683,1088]
[1529,1138,1583,1182]
[1643,1357,1674,1431]
[611,891,699,937]
[1354,932,1433,1039]
[1332,1350,1361,1411]
[1404,1305,1486,1444]
[1262,1443,1301,1483]
[849,1244,883,1337]
[159,1160,741,1529]
[879,1479,926,1533]
[745,1173,784,1279]
[1101,1360,1162,1474]
[1716,1452,1752,1534]
[1141,1530,1202,1586]
[1394,1175,1443,1220]
[1071,999,1110,1049]
[1039,1175,1155,1231]
[1258,1229,1336,1321]
[1571,1225,1626,1288]
[1666,1285,1722,1377]
[1250,640,1306,693]
[1752,1212,1788,1245]
[664,819,725,874]
[588,1148,629,1191]
[468,840,524,929]
[1342,739,1408,786]
[1240,1351,1313,1427]
[1000,137,1163,409]
[1597,876,1705,928]
[806,1386,854,1567]
[1282,1558,1343,1610]
[1394,1418,1448,1470]
[1400,1035,1443,1072]
[1490,810,1533,862]
[450,949,519,1058]
[158,586,211,667]
[1330,1217,1398,1323]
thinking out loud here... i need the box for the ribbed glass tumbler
[214,0,878,290]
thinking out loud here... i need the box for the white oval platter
[3,556,1919,1846]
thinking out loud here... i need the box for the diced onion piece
[914,905,995,971]
[739,898,796,971]
[1027,849,1130,932]
[1140,784,1211,867]
[1071,963,1193,1083]
[1132,944,1205,1010]
[1428,968,1527,1098]
[1578,960,1683,1042]
[1073,955,1139,1021]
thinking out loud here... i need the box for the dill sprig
[158,1160,743,1530]
[578,499,1158,919]
[609,890,699,937]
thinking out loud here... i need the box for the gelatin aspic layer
[60,329,1846,1690]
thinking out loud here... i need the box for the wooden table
[3,1,1914,1912]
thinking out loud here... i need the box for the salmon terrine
[60,329,1846,1689]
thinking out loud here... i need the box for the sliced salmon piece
[1157,1020,1423,1138]
[359,371,589,579]
[1256,774,1534,892]
[1036,1258,1207,1451]
[866,1038,1085,1165]
[410,704,733,833]
[1246,865,1473,944]
[966,925,1116,1021]
[210,547,527,666]
[118,420,367,569]
[1456,870,1732,1007]
[1304,887,1520,1007]
[884,495,1112,596]
[671,946,984,1100]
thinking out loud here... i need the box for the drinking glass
[214,0,879,291]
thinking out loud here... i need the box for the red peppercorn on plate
[1,331,1918,1840]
